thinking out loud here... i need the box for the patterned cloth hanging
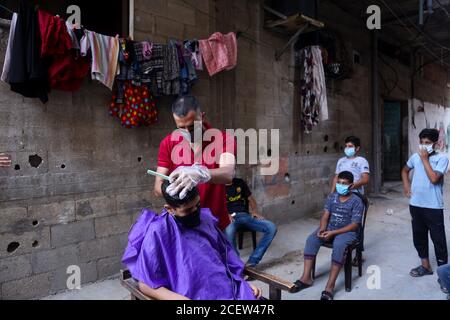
[299,46,328,133]
[110,81,157,128]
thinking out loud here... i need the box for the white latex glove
[166,163,211,199]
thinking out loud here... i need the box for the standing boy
[402,128,449,276]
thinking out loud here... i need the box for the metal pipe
[419,0,425,25]
[372,31,382,194]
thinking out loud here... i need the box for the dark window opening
[1,0,129,38]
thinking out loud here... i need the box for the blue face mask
[344,147,356,158]
[336,183,350,196]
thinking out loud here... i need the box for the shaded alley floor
[42,181,450,300]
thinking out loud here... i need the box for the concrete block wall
[0,0,215,299]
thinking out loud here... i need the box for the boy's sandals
[320,291,334,300]
[291,280,312,293]
[409,265,433,277]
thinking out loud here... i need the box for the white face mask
[419,144,434,154]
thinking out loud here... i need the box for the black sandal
[320,291,334,300]
[291,280,312,293]
[409,265,433,277]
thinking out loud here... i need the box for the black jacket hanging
[8,0,49,103]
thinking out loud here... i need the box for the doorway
[382,100,408,181]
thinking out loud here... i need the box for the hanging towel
[199,32,237,76]
[1,12,18,83]
[81,30,120,90]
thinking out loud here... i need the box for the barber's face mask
[174,207,201,228]
[344,147,356,158]
[178,120,204,144]
[419,144,434,154]
[336,183,350,196]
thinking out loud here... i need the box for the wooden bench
[120,268,296,300]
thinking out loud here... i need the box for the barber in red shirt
[154,95,236,230]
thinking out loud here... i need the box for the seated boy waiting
[292,171,364,300]
[122,180,262,300]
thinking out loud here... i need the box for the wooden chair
[311,194,369,292]
[120,267,296,300]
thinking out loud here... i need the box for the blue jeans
[224,212,277,265]
[437,264,450,293]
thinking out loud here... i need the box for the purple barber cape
[122,208,256,300]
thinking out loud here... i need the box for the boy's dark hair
[419,128,439,143]
[161,180,199,208]
[345,136,361,148]
[171,95,201,117]
[338,171,354,184]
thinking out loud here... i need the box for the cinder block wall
[1,0,449,299]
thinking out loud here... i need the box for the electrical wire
[379,0,450,69]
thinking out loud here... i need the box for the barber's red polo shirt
[157,123,236,230]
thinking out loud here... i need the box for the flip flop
[320,290,334,301]
[291,280,312,293]
[410,265,433,277]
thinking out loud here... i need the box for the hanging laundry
[178,41,198,95]
[134,41,152,62]
[38,10,89,92]
[184,39,203,71]
[110,81,158,128]
[141,43,165,96]
[65,21,80,50]
[115,38,136,104]
[1,12,18,83]
[199,32,237,76]
[298,45,328,133]
[8,0,49,103]
[80,30,120,90]
[163,41,181,95]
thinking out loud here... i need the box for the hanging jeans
[224,212,277,266]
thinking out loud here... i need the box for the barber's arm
[154,166,170,197]
[167,153,235,199]
[208,152,235,184]
[138,282,190,300]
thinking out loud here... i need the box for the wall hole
[137,157,142,162]
[14,164,20,170]
[32,220,39,227]
[306,150,310,155]
[7,242,20,253]
[323,146,328,153]
[291,200,295,205]
[324,135,329,142]
[267,149,272,157]
[61,164,66,169]
[32,240,39,248]
[284,173,290,182]
[29,154,43,168]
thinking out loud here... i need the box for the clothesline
[1,0,239,130]
[0,4,14,14]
